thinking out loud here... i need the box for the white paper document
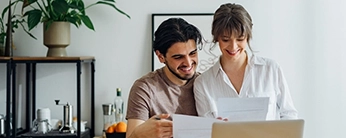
[217,97,269,121]
[172,97,269,138]
[172,114,222,138]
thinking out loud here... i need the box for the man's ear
[155,50,165,63]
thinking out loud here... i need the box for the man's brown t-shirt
[126,67,198,121]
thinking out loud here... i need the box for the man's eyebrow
[171,54,183,58]
[190,49,198,53]
[170,48,198,58]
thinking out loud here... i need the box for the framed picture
[151,13,222,73]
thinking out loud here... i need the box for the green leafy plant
[0,19,5,46]
[19,0,130,31]
[1,1,36,49]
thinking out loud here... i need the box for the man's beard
[165,62,196,80]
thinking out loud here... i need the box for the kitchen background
[0,0,346,137]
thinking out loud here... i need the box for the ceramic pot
[43,22,70,57]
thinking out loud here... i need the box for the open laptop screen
[212,119,304,138]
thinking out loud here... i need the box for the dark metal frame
[151,13,214,71]
[0,58,12,138]
[2,57,95,138]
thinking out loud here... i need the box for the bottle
[114,88,124,123]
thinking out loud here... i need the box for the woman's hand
[216,117,228,121]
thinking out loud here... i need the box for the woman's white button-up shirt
[194,54,298,120]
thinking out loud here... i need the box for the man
[126,18,203,138]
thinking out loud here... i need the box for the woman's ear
[155,50,165,63]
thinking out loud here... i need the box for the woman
[194,3,298,120]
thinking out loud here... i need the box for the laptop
[211,119,304,138]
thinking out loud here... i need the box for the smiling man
[126,18,203,138]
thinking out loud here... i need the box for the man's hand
[127,114,173,138]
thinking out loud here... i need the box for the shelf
[0,128,26,138]
[11,56,95,63]
[20,128,91,138]
[0,57,11,60]
[1,56,95,138]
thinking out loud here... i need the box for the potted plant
[15,0,130,57]
[0,1,35,56]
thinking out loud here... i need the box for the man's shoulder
[128,70,161,98]
[137,69,161,81]
[132,69,164,88]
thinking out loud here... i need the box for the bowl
[106,132,126,138]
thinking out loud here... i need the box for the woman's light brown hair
[212,3,253,50]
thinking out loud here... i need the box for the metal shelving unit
[1,56,95,138]
[0,57,12,138]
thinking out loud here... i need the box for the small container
[0,118,5,135]
[31,119,50,134]
[0,115,12,136]
[102,104,115,137]
[72,120,87,132]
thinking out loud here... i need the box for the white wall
[0,0,345,137]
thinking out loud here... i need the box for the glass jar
[102,104,115,137]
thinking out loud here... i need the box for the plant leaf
[2,0,18,19]
[66,16,80,28]
[102,0,116,3]
[68,10,82,25]
[96,1,130,19]
[70,0,85,15]
[79,15,94,31]
[51,0,69,15]
[18,20,37,39]
[24,9,42,31]
[22,0,37,8]
[0,33,6,44]
[22,0,38,15]
[44,20,53,31]
[66,10,81,28]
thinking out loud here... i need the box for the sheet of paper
[217,97,269,121]
[172,114,222,138]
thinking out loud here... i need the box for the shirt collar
[248,53,267,67]
[211,52,267,77]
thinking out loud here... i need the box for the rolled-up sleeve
[277,67,298,119]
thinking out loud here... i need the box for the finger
[159,120,172,127]
[161,125,172,131]
[216,117,223,120]
[160,114,170,119]
[150,114,171,120]
[150,115,162,120]
[160,130,173,138]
